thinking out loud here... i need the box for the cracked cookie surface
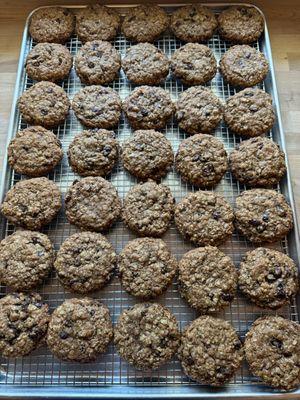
[0,230,54,291]
[176,133,228,188]
[114,303,180,369]
[220,45,269,87]
[118,238,177,299]
[178,246,237,313]
[123,181,174,237]
[47,298,113,362]
[234,189,293,243]
[179,315,243,385]
[65,177,121,232]
[245,316,300,390]
[0,292,49,357]
[122,130,173,180]
[1,177,62,230]
[239,247,298,309]
[175,191,234,246]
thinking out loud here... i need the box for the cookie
[8,126,63,177]
[54,231,117,294]
[178,246,237,313]
[114,303,180,370]
[122,4,168,42]
[68,129,119,177]
[175,191,234,246]
[118,238,177,299]
[121,130,174,180]
[175,134,228,188]
[229,137,286,187]
[178,316,243,385]
[219,45,269,87]
[171,43,217,85]
[239,247,298,309]
[65,177,121,232]
[1,177,62,230]
[72,85,121,129]
[224,88,275,137]
[170,5,217,42]
[29,7,75,43]
[18,81,70,128]
[234,189,293,243]
[25,43,72,82]
[218,6,264,44]
[75,40,121,85]
[0,230,54,291]
[176,86,223,135]
[47,298,113,362]
[245,316,300,390]
[123,86,174,130]
[0,292,49,358]
[123,181,174,237]
[122,43,169,85]
[75,5,121,43]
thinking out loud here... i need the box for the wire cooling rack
[0,3,299,397]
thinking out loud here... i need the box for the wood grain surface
[0,0,300,213]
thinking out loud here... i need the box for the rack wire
[0,4,299,390]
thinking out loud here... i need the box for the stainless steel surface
[0,3,299,398]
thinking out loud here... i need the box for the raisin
[262,212,269,222]
[102,145,112,156]
[212,210,221,220]
[277,282,286,298]
[270,338,283,349]
[250,219,260,226]
[40,109,48,116]
[221,292,234,302]
[88,61,95,69]
[60,331,69,339]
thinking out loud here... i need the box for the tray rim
[0,2,299,399]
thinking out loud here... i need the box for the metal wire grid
[0,5,299,389]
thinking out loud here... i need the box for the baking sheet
[0,3,299,398]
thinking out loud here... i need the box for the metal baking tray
[0,3,299,399]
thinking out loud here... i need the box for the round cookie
[121,130,174,180]
[218,6,264,44]
[123,181,174,237]
[0,292,49,358]
[245,316,300,390]
[54,232,117,294]
[75,40,121,85]
[123,86,174,130]
[0,230,54,291]
[65,176,121,232]
[178,246,237,313]
[114,303,180,370]
[8,126,63,177]
[175,134,228,188]
[29,7,75,43]
[239,247,298,309]
[234,189,293,243]
[72,85,121,129]
[224,88,275,137]
[68,129,119,177]
[229,137,286,187]
[118,238,177,299]
[75,5,121,43]
[176,86,223,135]
[25,43,72,82]
[178,316,243,385]
[47,298,113,362]
[219,45,269,87]
[122,43,169,85]
[175,191,234,246]
[171,43,217,85]
[170,5,217,42]
[18,81,70,128]
[1,177,62,230]
[122,4,168,43]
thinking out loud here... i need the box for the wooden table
[1,0,300,212]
